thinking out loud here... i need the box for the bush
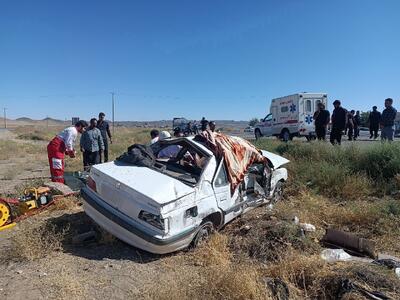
[253,140,400,198]
[353,143,400,181]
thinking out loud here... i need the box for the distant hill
[42,117,64,123]
[16,117,34,122]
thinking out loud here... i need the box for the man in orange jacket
[47,120,88,183]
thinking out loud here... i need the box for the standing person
[347,110,355,141]
[380,98,397,142]
[368,106,381,139]
[47,120,88,183]
[330,100,347,145]
[97,112,112,162]
[185,122,193,135]
[173,127,184,137]
[200,117,208,131]
[80,118,104,171]
[354,110,361,140]
[150,129,159,144]
[209,121,216,132]
[314,103,330,140]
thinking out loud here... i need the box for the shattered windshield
[152,139,209,185]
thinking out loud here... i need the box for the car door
[260,114,273,136]
[213,159,238,211]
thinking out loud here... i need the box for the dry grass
[4,220,68,262]
[2,167,18,180]
[14,125,62,141]
[0,140,43,161]
[274,192,400,255]
[191,233,232,267]
[49,196,82,211]
[142,234,269,300]
[45,266,87,300]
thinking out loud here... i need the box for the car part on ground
[321,228,376,258]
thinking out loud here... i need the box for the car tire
[255,129,262,140]
[191,221,215,248]
[272,181,284,203]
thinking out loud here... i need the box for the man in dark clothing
[314,103,330,140]
[368,106,381,139]
[354,111,361,140]
[380,98,397,142]
[97,112,112,162]
[80,118,104,171]
[200,117,209,132]
[347,110,355,141]
[330,100,347,145]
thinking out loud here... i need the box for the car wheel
[255,129,262,140]
[191,221,214,248]
[281,130,290,142]
[272,181,284,203]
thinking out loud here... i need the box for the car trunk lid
[90,162,195,217]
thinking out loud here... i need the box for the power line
[3,108,7,129]
[111,92,115,135]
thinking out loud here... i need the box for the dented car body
[81,136,289,254]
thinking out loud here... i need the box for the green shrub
[353,143,400,181]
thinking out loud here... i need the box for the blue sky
[1,0,399,121]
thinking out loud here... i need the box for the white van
[255,93,328,141]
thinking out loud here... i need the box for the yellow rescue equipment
[0,187,53,231]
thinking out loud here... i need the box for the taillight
[87,176,97,192]
[138,210,166,231]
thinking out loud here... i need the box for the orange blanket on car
[197,131,267,193]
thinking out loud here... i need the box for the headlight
[138,210,166,231]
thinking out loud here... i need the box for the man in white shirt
[157,131,181,159]
[150,129,159,145]
[47,120,88,183]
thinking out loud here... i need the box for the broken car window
[214,162,228,187]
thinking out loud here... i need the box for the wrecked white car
[81,134,289,254]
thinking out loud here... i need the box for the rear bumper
[81,187,197,254]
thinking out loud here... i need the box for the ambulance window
[214,162,228,187]
[305,100,312,112]
[265,114,272,121]
[281,106,289,113]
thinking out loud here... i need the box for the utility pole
[111,92,115,135]
[3,108,7,129]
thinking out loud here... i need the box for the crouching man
[80,118,104,171]
[47,120,88,183]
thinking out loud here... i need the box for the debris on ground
[44,182,75,195]
[299,222,316,233]
[322,228,376,258]
[321,249,352,263]
[71,230,98,244]
[337,279,390,300]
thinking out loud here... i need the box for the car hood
[261,150,290,168]
[92,162,195,205]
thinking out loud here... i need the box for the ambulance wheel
[255,129,262,140]
[280,129,291,142]
[191,221,215,248]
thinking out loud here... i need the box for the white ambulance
[254,93,328,141]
